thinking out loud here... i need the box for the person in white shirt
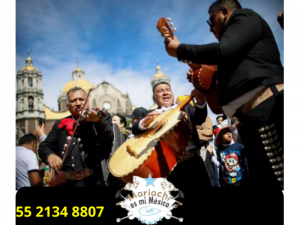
[16,134,42,190]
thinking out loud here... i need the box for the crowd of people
[16,0,283,190]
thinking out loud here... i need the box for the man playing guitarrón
[132,81,212,187]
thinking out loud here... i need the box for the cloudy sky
[16,0,283,123]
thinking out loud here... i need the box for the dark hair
[66,87,87,104]
[129,107,148,119]
[19,133,37,146]
[208,0,242,14]
[152,82,171,93]
[216,115,223,122]
[114,114,127,127]
[216,114,228,122]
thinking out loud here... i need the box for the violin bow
[61,88,93,163]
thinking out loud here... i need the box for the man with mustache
[132,82,212,187]
[38,87,114,187]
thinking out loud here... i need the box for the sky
[15,0,284,124]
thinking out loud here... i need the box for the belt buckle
[83,168,91,177]
[66,169,90,180]
[73,170,84,180]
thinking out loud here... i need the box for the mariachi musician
[38,87,114,187]
[132,81,212,187]
[164,0,284,188]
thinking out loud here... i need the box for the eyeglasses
[207,9,223,28]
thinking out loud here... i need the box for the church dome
[21,55,38,72]
[21,65,38,72]
[62,79,95,94]
[153,65,167,78]
[73,67,83,72]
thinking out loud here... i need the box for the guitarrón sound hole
[148,121,167,137]
[154,124,164,133]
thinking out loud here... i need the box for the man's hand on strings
[141,111,160,128]
[47,154,63,173]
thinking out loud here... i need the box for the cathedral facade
[57,65,132,116]
[89,81,132,115]
[16,54,171,143]
[16,54,134,141]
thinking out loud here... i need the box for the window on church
[20,98,24,111]
[28,96,34,110]
[28,77,33,87]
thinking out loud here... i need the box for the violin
[79,107,108,124]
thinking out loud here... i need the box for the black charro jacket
[38,113,113,184]
[177,8,283,106]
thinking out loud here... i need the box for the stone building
[89,81,132,115]
[16,54,169,142]
[16,54,45,141]
[57,65,132,116]
[15,55,134,141]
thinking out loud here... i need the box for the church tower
[16,50,45,141]
[151,61,171,90]
[150,61,171,108]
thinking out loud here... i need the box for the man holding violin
[38,87,114,187]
